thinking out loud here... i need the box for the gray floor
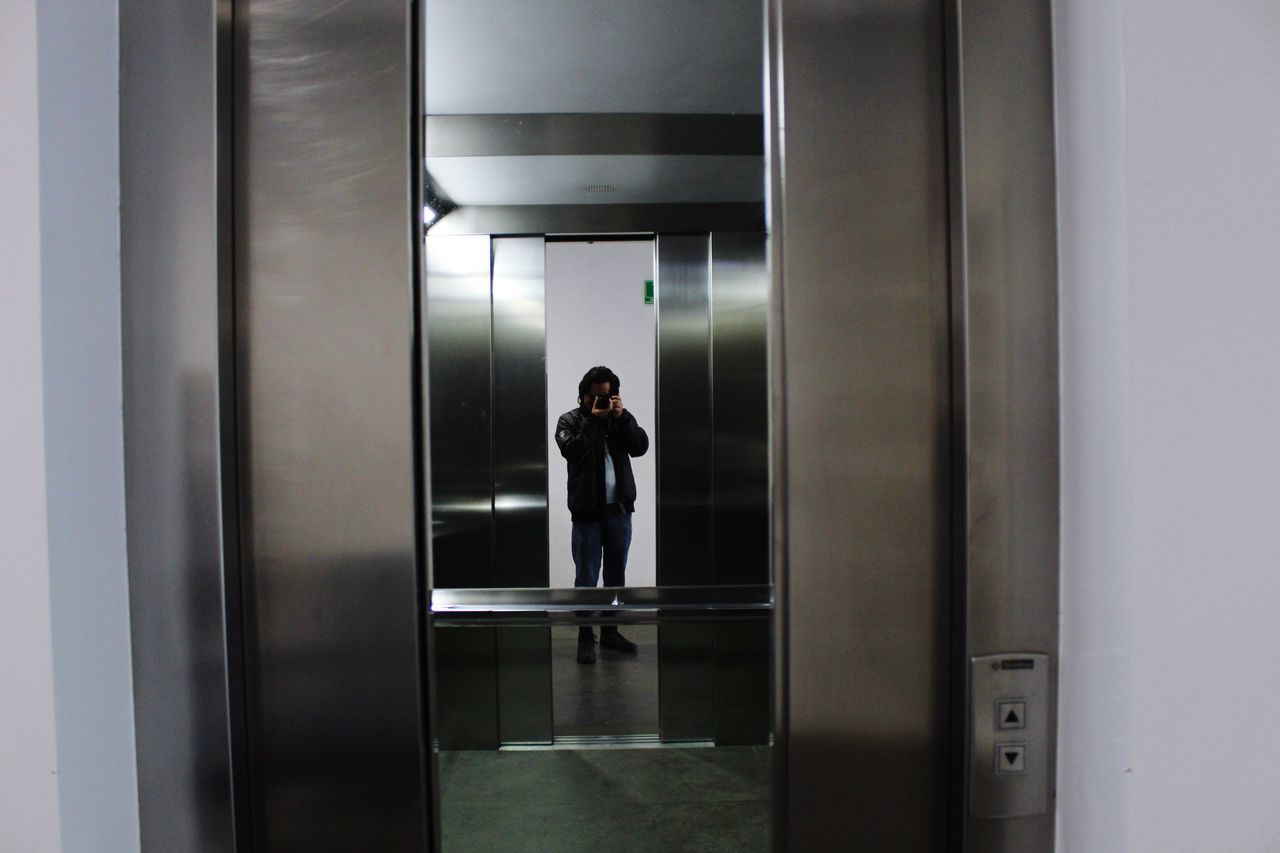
[437,746,771,852]
[551,624,659,737]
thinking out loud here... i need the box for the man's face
[588,381,612,410]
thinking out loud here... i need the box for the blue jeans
[572,505,633,589]
[572,506,632,633]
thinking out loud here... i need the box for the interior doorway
[545,238,661,742]
[545,239,658,589]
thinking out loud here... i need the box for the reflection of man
[555,365,650,664]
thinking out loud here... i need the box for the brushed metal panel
[950,0,1060,848]
[764,3,788,844]
[713,619,771,746]
[426,234,494,589]
[491,237,554,746]
[433,627,499,750]
[495,627,554,745]
[428,203,764,237]
[657,623,716,742]
[771,0,951,849]
[424,235,499,752]
[427,154,763,207]
[235,1,428,848]
[426,113,764,157]
[655,234,713,587]
[710,232,769,586]
[120,0,237,848]
[655,234,716,742]
[491,237,549,588]
[709,232,770,748]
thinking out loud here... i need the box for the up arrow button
[996,700,1026,730]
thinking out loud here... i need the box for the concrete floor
[437,745,771,852]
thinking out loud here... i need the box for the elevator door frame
[118,1,1059,850]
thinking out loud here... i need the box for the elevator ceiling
[425,0,761,115]
[423,0,764,213]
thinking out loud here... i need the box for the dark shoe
[576,633,597,664]
[599,628,638,654]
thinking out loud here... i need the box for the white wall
[545,241,657,588]
[38,1,139,850]
[1054,0,1132,848]
[1056,2,1280,850]
[0,2,64,849]
[0,1,137,850]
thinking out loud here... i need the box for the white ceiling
[425,0,764,115]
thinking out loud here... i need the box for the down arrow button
[995,743,1025,774]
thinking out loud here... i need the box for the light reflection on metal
[426,234,494,589]
[710,232,769,585]
[493,495,546,512]
[430,585,774,613]
[656,234,712,586]
[491,237,549,588]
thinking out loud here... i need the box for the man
[555,365,650,664]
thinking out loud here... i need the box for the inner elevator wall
[427,231,769,748]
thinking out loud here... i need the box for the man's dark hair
[578,365,621,406]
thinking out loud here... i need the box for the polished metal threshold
[500,734,715,752]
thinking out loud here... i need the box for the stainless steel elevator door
[771,0,952,848]
[234,0,428,848]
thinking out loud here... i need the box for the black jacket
[555,406,650,522]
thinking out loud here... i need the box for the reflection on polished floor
[437,746,770,852]
[438,624,770,851]
[552,624,659,738]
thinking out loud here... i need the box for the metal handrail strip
[429,584,774,614]
[430,610,771,627]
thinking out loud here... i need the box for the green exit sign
[644,279,654,305]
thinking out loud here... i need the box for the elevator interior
[423,4,771,846]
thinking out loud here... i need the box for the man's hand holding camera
[591,393,624,419]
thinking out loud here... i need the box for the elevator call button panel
[970,653,1050,818]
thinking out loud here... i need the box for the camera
[593,393,613,411]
